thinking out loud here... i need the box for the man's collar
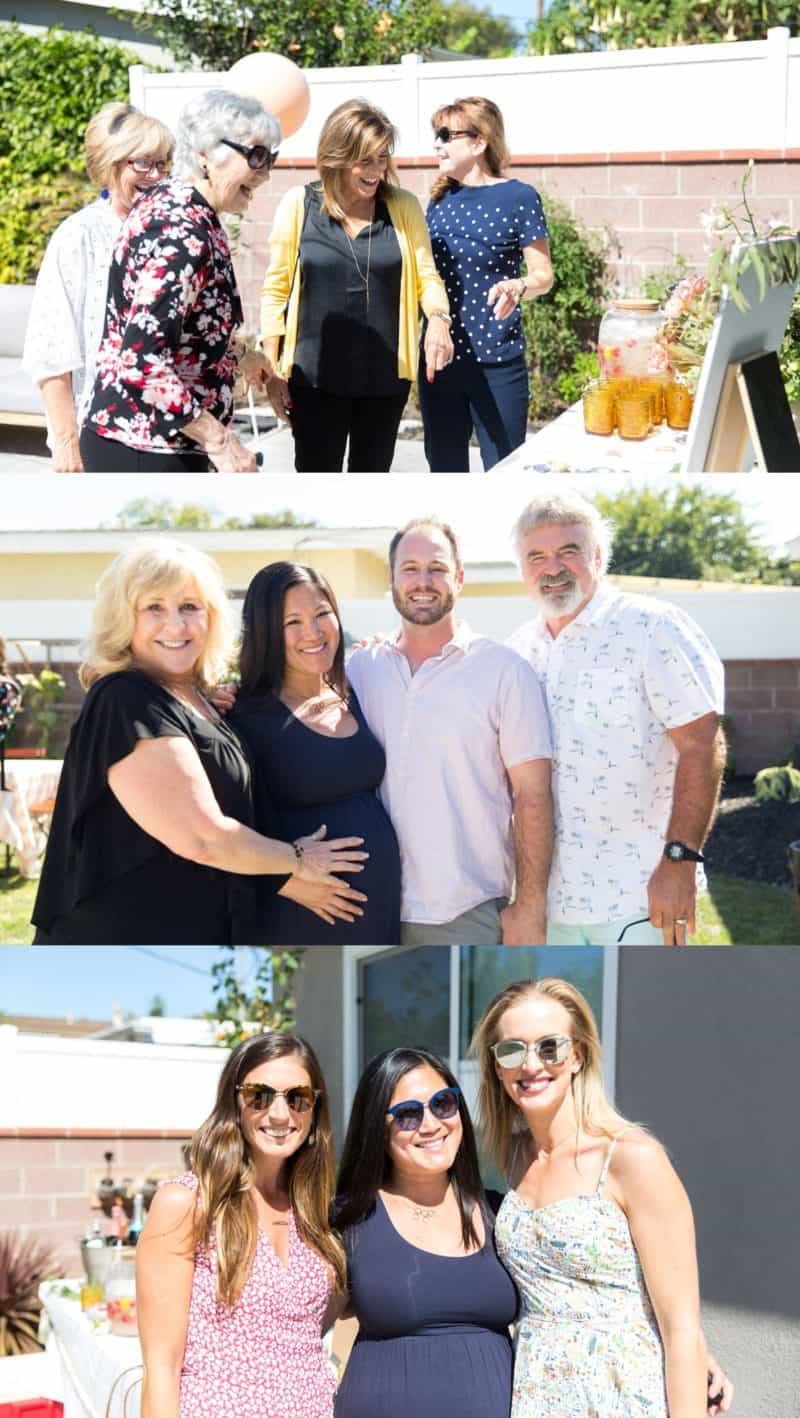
[390,618,476,655]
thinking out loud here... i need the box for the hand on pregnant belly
[292,824,369,884]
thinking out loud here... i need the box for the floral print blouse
[84,181,242,454]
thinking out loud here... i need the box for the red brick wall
[0,1130,192,1274]
[725,660,800,774]
[232,153,799,329]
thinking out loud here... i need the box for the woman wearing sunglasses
[80,89,279,473]
[260,98,452,471]
[137,1032,346,1418]
[471,977,733,1418]
[22,102,173,472]
[421,97,553,471]
[332,1046,518,1418]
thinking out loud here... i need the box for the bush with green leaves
[521,196,615,422]
[528,0,798,56]
[133,0,446,69]
[0,25,142,282]
[754,765,800,805]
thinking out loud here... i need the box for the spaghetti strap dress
[165,1173,336,1418]
[334,1193,518,1418]
[494,1140,669,1418]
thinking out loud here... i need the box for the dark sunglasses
[220,138,279,171]
[491,1036,572,1070]
[236,1082,318,1113]
[386,1085,461,1132]
[434,127,478,144]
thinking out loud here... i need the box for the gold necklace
[342,210,373,310]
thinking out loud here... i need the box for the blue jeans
[419,353,529,472]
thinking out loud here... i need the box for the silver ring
[675,918,688,925]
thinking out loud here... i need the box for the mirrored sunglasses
[434,127,478,144]
[386,1085,461,1132]
[220,138,279,171]
[491,1036,572,1070]
[236,1082,318,1113]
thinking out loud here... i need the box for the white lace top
[22,196,121,448]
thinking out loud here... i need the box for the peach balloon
[226,53,311,141]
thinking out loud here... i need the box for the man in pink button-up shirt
[347,518,553,945]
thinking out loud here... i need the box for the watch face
[667,844,683,860]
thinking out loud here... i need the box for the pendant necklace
[342,209,373,310]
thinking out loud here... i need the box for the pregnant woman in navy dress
[230,561,401,944]
[333,1047,518,1418]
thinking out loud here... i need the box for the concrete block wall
[725,660,800,773]
[0,1130,192,1273]
[231,154,799,332]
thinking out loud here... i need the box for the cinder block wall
[232,155,799,332]
[725,660,800,772]
[0,1130,192,1273]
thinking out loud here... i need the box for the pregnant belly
[335,1331,513,1418]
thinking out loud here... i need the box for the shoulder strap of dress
[596,1127,631,1194]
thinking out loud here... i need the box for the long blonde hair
[429,96,510,204]
[470,977,634,1177]
[316,99,399,221]
[79,539,235,692]
[190,1033,347,1308]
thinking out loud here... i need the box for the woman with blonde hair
[471,976,729,1418]
[31,540,367,944]
[260,98,453,471]
[421,96,553,471]
[22,101,174,472]
[137,1032,346,1418]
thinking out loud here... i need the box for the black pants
[289,382,409,472]
[418,354,529,471]
[80,426,210,473]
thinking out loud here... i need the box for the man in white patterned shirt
[506,489,726,946]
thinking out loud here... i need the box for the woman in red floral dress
[137,1033,347,1418]
[82,88,279,474]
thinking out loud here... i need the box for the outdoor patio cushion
[0,358,44,415]
[0,284,35,357]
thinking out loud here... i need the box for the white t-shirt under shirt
[346,621,552,925]
[506,585,725,926]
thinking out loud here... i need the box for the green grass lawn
[1,862,797,947]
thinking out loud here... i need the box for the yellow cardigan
[260,184,449,382]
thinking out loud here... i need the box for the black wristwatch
[664,841,705,864]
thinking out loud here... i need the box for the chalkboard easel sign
[706,350,800,472]
[683,235,800,473]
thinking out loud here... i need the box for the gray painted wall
[616,946,800,1418]
[295,946,348,1149]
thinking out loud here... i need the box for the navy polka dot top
[426,179,549,364]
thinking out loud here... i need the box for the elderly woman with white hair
[80,89,280,473]
[32,540,368,945]
[22,101,174,472]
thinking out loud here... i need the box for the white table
[0,757,62,877]
[492,400,690,473]
[39,1282,142,1418]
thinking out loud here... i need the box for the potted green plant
[16,668,66,757]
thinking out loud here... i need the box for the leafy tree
[0,25,141,281]
[148,994,167,1016]
[441,0,520,56]
[529,0,798,56]
[133,0,447,70]
[209,947,304,1047]
[110,499,317,530]
[594,484,770,581]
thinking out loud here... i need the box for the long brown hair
[429,96,510,204]
[190,1033,346,1306]
[469,977,635,1178]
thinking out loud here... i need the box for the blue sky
[3,473,797,558]
[1,945,228,1020]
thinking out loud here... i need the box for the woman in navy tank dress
[334,1047,518,1418]
[229,559,401,945]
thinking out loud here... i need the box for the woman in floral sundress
[136,1033,346,1418]
[471,978,728,1418]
